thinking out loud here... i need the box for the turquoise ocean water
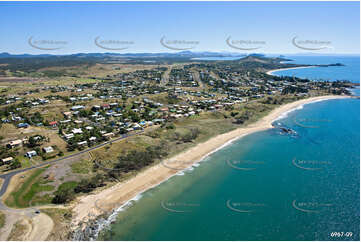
[99,55,360,241]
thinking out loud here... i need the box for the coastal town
[0,56,353,170]
[0,53,356,240]
[0,0,359,241]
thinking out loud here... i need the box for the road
[191,69,204,89]
[0,131,143,199]
[0,130,142,240]
[160,66,171,86]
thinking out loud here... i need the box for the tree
[9,159,21,170]
[52,187,75,204]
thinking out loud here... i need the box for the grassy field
[0,211,5,229]
[57,181,78,191]
[5,168,54,208]
[70,159,93,174]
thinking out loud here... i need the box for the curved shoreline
[266,65,316,75]
[71,95,350,234]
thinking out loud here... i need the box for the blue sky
[0,1,359,54]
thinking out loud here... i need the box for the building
[89,136,97,142]
[1,157,13,164]
[102,104,110,109]
[71,105,85,111]
[7,139,22,148]
[64,133,74,140]
[49,121,58,127]
[42,146,54,153]
[72,128,83,134]
[26,150,37,158]
[152,119,165,124]
[103,132,115,138]
[77,141,87,146]
[17,123,29,128]
[63,111,72,117]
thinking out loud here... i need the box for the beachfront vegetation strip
[0,54,355,208]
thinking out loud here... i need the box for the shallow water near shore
[99,56,360,241]
[271,55,360,83]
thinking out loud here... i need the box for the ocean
[99,55,360,241]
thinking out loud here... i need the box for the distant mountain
[247,53,265,58]
[0,52,54,58]
[0,51,247,59]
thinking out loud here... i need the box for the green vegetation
[52,181,78,204]
[109,144,168,175]
[73,174,106,193]
[0,211,5,229]
[5,168,54,208]
[58,181,78,191]
[70,159,92,174]
[0,56,96,73]
[9,158,22,170]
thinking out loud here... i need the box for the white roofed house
[74,120,83,125]
[7,139,22,148]
[133,123,141,130]
[60,119,71,124]
[71,105,85,111]
[72,128,83,134]
[42,146,54,153]
[77,141,88,146]
[64,133,74,140]
[26,150,37,158]
[1,157,13,164]
[89,136,97,142]
[103,132,115,139]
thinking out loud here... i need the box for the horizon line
[1,51,360,56]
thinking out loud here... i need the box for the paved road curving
[0,131,143,200]
[0,131,143,241]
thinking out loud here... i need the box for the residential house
[77,141,87,146]
[71,105,85,111]
[26,150,37,158]
[17,123,29,128]
[43,146,54,153]
[64,133,74,140]
[49,121,58,127]
[7,139,22,148]
[72,128,83,134]
[1,157,13,164]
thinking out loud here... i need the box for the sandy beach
[71,95,349,229]
[266,66,316,75]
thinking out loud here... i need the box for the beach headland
[70,95,350,237]
[266,66,316,75]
